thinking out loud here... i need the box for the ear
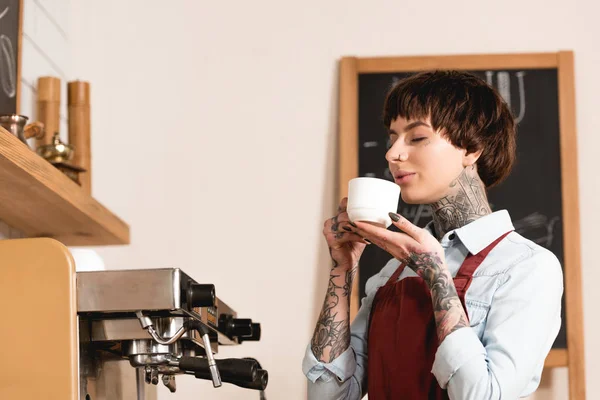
[463,148,483,167]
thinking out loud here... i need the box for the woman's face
[385,117,470,204]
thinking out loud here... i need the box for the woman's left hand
[351,212,447,285]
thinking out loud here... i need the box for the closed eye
[412,137,427,143]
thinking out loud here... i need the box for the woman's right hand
[323,198,368,270]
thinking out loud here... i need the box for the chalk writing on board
[513,212,560,248]
[0,5,16,98]
[399,203,433,226]
[394,205,559,249]
[486,71,526,124]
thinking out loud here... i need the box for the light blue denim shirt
[302,210,563,399]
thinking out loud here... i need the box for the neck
[430,165,492,240]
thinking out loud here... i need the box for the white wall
[65,0,600,399]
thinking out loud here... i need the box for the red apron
[367,232,511,399]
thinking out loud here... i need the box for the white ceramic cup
[347,177,401,228]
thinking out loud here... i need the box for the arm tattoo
[431,165,492,239]
[405,251,469,343]
[343,267,357,297]
[311,267,357,362]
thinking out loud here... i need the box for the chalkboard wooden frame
[338,52,584,398]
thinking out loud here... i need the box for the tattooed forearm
[429,269,469,342]
[405,251,469,343]
[431,165,492,239]
[311,267,357,362]
[343,267,357,297]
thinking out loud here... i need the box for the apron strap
[385,262,407,285]
[454,230,513,310]
[455,231,513,279]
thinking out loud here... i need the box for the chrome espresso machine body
[77,268,266,399]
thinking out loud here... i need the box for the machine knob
[219,315,261,341]
[187,283,215,308]
[229,318,253,337]
[219,315,248,338]
[238,323,261,343]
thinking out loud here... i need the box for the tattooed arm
[311,197,367,363]
[303,197,371,399]
[408,252,469,342]
[304,258,398,400]
[352,215,469,344]
[311,265,358,362]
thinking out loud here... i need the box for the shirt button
[449,233,456,240]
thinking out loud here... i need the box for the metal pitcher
[0,114,44,146]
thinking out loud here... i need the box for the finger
[352,220,390,238]
[327,220,372,244]
[336,212,350,223]
[330,215,341,233]
[352,221,414,250]
[388,212,423,241]
[328,214,353,233]
[351,222,393,249]
[331,232,370,245]
[337,197,348,213]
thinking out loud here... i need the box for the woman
[303,70,563,399]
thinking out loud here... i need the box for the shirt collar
[425,210,514,255]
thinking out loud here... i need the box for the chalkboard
[0,0,21,114]
[358,69,566,348]
[338,53,584,395]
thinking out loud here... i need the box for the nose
[385,139,407,163]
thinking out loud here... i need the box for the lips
[394,171,415,184]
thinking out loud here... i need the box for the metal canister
[0,114,44,146]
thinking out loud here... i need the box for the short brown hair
[382,70,516,188]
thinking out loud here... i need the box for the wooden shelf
[0,128,129,246]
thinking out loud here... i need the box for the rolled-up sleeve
[303,343,357,383]
[303,260,397,400]
[432,248,564,399]
[302,291,372,399]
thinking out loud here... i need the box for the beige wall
[68,0,599,398]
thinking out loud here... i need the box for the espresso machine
[77,268,267,399]
[0,238,267,400]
